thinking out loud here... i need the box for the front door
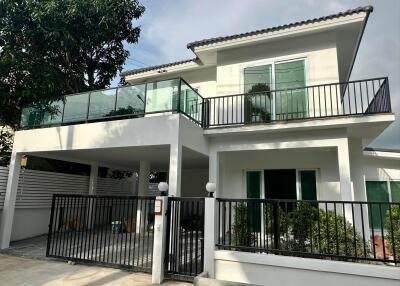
[264,169,297,200]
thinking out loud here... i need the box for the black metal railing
[165,197,205,280]
[205,77,391,127]
[216,198,399,266]
[46,194,156,271]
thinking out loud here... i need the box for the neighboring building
[0,6,399,286]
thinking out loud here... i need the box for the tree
[0,0,145,165]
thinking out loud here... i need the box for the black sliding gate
[164,197,205,280]
[46,194,155,272]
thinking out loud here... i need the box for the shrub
[287,202,319,252]
[232,202,256,247]
[311,208,366,258]
[385,204,400,259]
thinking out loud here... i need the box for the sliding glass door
[243,59,307,122]
[275,60,307,120]
[243,65,272,123]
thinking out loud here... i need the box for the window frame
[240,56,309,120]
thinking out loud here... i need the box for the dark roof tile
[187,6,373,50]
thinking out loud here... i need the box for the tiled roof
[122,6,373,77]
[120,58,200,77]
[187,6,373,50]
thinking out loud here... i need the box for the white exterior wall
[219,148,340,200]
[364,156,400,181]
[216,31,339,96]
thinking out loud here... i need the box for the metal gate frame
[46,194,156,272]
[164,197,205,281]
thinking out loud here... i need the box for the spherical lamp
[206,182,216,197]
[158,182,169,196]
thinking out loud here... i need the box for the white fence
[0,167,136,209]
[0,167,8,207]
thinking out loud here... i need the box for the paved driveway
[0,254,191,286]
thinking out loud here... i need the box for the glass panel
[275,60,307,120]
[63,92,90,122]
[246,171,261,232]
[180,81,202,123]
[243,65,272,123]
[88,89,116,119]
[366,181,389,229]
[42,99,64,125]
[115,84,146,116]
[145,79,179,113]
[20,106,42,128]
[390,181,400,202]
[300,170,317,200]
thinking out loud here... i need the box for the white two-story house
[0,5,399,286]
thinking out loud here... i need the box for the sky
[119,0,400,149]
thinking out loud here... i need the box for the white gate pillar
[168,143,182,197]
[204,197,216,278]
[0,152,22,249]
[151,196,168,284]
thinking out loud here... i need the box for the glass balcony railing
[20,78,204,129]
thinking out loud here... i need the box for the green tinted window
[390,181,400,202]
[300,170,317,200]
[243,65,272,123]
[275,60,307,120]
[366,181,389,229]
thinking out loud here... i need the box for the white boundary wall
[0,167,136,241]
[214,250,400,286]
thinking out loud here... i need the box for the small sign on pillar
[154,199,163,215]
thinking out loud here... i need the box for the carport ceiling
[34,145,208,170]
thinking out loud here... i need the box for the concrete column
[151,196,168,284]
[87,163,98,228]
[337,139,353,202]
[204,197,216,278]
[209,150,219,197]
[0,152,22,249]
[168,143,182,197]
[349,138,370,236]
[337,139,355,223]
[137,161,150,233]
[138,160,150,196]
[89,163,98,195]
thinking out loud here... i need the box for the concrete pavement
[0,254,191,286]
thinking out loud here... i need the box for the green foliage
[0,128,12,166]
[287,202,319,252]
[385,204,400,259]
[232,203,255,247]
[310,208,366,258]
[0,0,145,164]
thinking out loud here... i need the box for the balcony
[20,77,391,130]
[20,77,204,129]
[204,77,391,127]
